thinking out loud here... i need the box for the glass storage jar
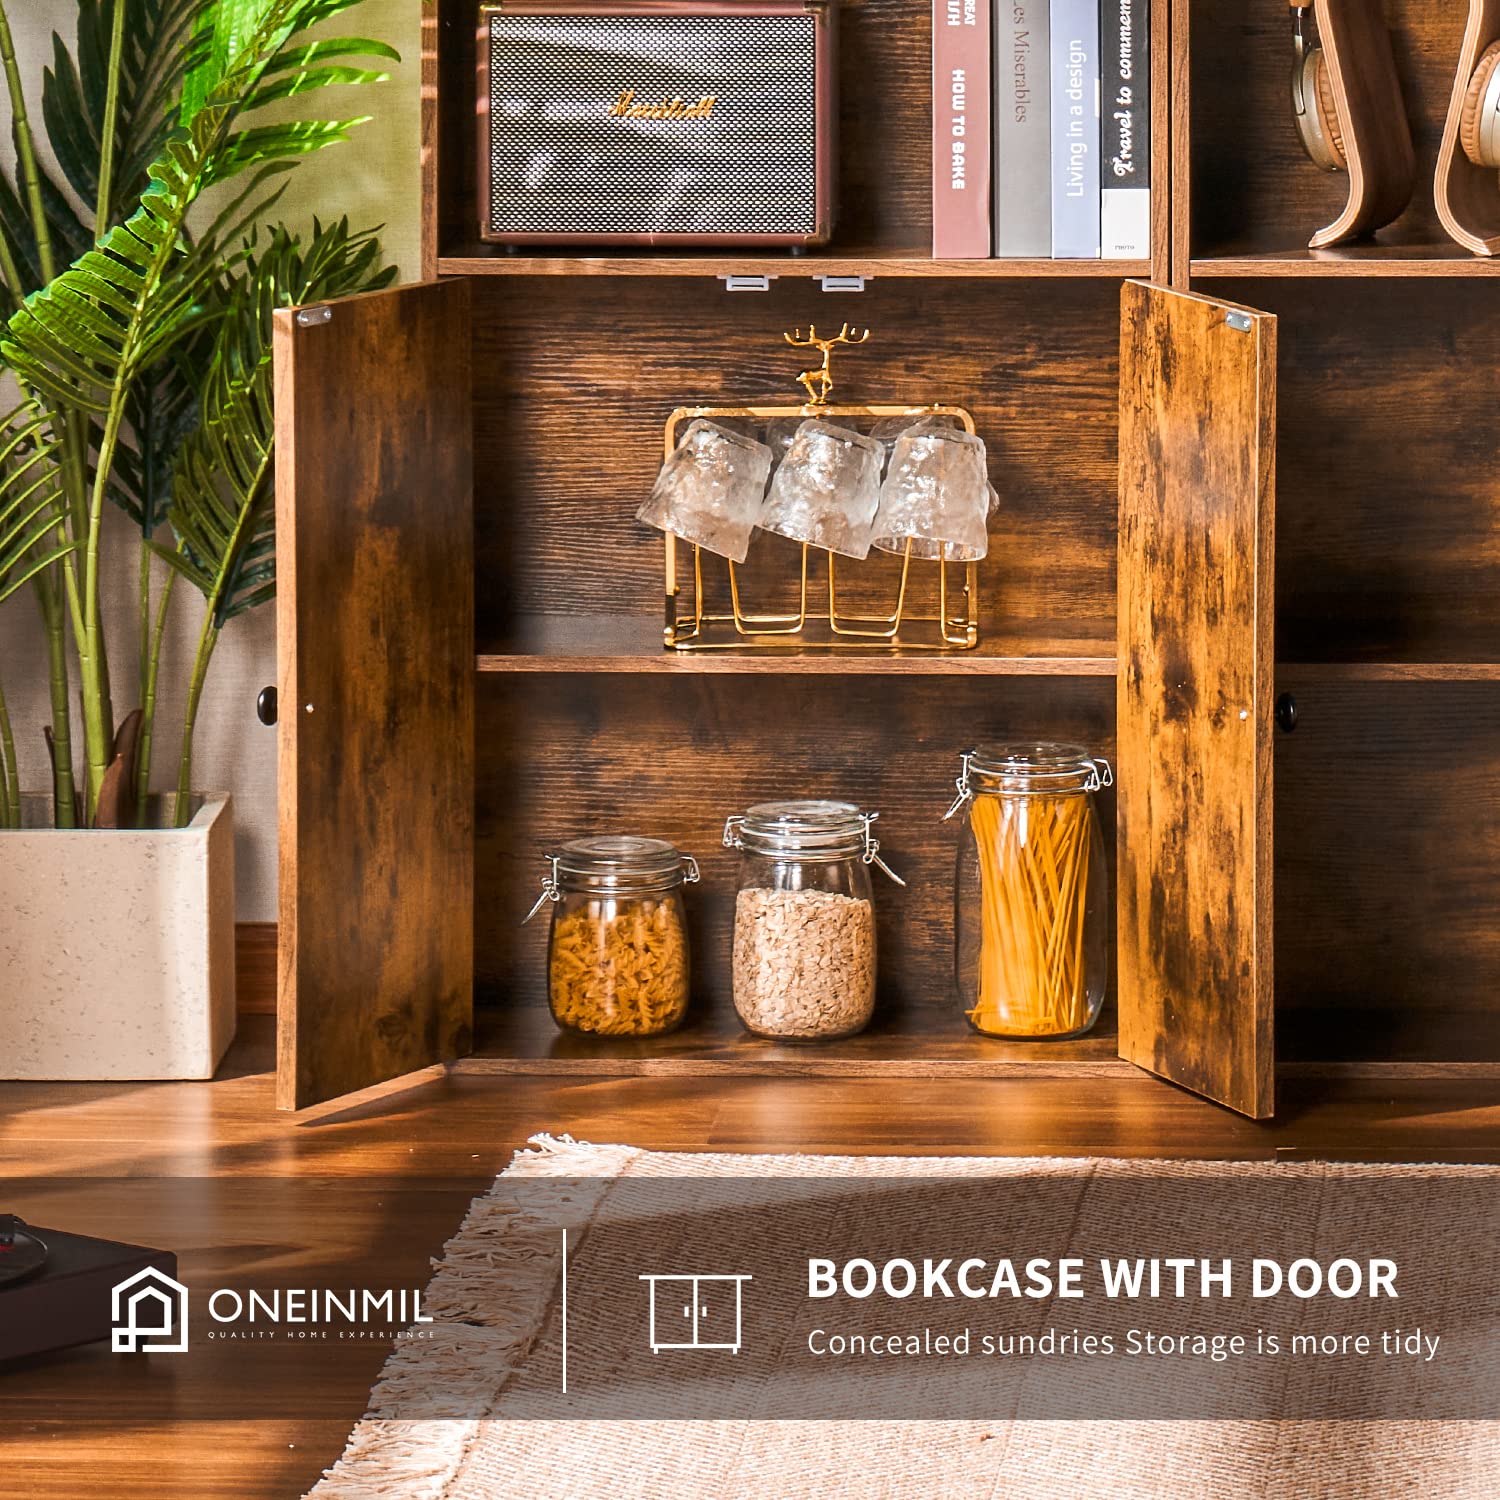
[723,800,902,1041]
[947,745,1111,1040]
[526,836,699,1037]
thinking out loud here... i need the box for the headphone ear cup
[1311,50,1348,170]
[1293,44,1347,172]
[1460,41,1500,167]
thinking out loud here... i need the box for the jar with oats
[723,800,903,1042]
[525,836,698,1037]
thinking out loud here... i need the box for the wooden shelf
[476,613,1118,675]
[462,1003,1130,1077]
[1191,244,1500,278]
[438,253,1151,281]
[461,1003,1500,1078]
[1280,662,1500,683]
[477,620,1500,681]
[1279,1007,1500,1072]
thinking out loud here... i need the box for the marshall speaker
[477,2,836,246]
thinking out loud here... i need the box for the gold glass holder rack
[662,401,982,653]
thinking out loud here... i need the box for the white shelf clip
[814,275,868,293]
[718,274,777,293]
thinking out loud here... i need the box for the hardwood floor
[4,1015,1500,1498]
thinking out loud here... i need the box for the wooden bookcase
[271,0,1500,1120]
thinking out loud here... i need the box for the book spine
[933,0,992,257]
[1101,0,1150,258]
[993,0,1051,257]
[1049,0,1100,258]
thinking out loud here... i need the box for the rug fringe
[307,1150,616,1496]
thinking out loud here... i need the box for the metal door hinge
[295,305,333,327]
[1224,310,1253,332]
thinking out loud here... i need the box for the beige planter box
[0,795,236,1080]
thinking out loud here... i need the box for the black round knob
[256,686,278,726]
[1275,693,1297,733]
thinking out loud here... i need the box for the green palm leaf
[2,0,384,419]
[0,398,73,609]
[157,215,393,624]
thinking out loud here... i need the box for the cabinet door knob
[1275,692,1298,733]
[256,686,278,726]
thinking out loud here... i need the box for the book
[1101,0,1150,258]
[933,0,992,257]
[1049,0,1100,258]
[993,0,1051,257]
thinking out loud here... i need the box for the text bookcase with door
[270,0,1499,1123]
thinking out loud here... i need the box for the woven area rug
[309,1138,1500,1499]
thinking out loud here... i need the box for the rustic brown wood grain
[420,0,441,280]
[437,255,1152,279]
[1204,280,1500,666]
[468,276,1123,642]
[1275,680,1500,1055]
[476,673,1117,1024]
[1169,0,1191,287]
[476,613,1116,674]
[469,1002,1128,1077]
[235,922,276,1014]
[273,282,476,1110]
[1117,282,1276,1119]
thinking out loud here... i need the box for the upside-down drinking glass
[871,418,993,563]
[636,419,775,564]
[756,420,884,559]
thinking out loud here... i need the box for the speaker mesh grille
[486,13,819,237]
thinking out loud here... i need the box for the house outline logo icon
[111,1265,189,1353]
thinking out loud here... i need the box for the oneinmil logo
[111,1265,189,1353]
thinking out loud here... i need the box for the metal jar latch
[943,752,1114,820]
[522,855,562,925]
[723,813,905,886]
[859,812,907,887]
[523,850,700,924]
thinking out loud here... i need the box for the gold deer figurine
[785,323,871,405]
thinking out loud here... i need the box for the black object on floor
[0,1220,177,1362]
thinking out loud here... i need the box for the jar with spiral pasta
[947,745,1111,1040]
[525,836,698,1037]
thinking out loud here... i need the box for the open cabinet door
[273,281,474,1110]
[1117,281,1276,1119]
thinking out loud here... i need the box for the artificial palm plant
[0,0,396,830]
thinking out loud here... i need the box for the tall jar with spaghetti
[948,745,1111,1040]
[525,837,698,1037]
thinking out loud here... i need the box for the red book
[932,0,992,257]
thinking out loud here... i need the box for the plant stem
[94,0,128,238]
[35,572,77,827]
[135,567,176,824]
[0,672,16,828]
[79,399,128,815]
[174,610,219,827]
[0,0,55,282]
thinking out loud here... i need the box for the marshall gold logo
[608,89,716,120]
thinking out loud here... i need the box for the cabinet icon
[639,1273,752,1353]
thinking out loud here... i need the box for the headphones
[1460,41,1500,169]
[1290,0,1347,172]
